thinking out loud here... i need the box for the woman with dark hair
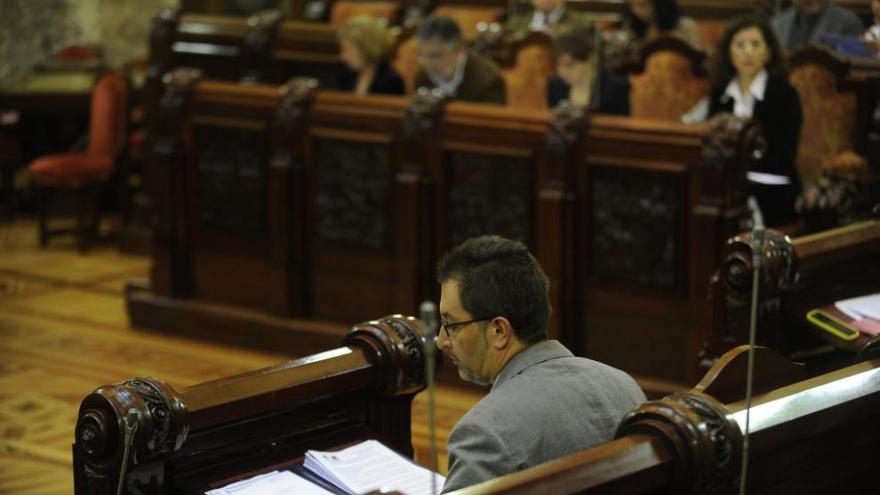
[547,28,630,113]
[625,0,701,48]
[337,16,405,95]
[701,17,803,227]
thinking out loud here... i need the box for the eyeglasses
[439,317,494,339]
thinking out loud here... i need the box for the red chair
[28,72,128,251]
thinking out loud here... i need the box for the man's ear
[490,317,515,349]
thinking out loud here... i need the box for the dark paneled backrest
[305,91,423,322]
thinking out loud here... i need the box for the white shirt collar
[428,51,467,97]
[722,68,768,118]
[529,7,565,30]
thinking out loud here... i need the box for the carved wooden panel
[445,151,532,246]
[588,166,681,290]
[193,124,267,234]
[315,139,389,249]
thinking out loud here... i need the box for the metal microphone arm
[419,300,440,495]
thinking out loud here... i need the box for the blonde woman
[337,16,404,95]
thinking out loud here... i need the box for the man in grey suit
[436,236,646,493]
[772,0,864,51]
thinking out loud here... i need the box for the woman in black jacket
[337,16,405,96]
[707,17,803,227]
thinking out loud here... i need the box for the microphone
[739,196,764,494]
[419,300,439,495]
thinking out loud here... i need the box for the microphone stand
[739,198,764,495]
[420,300,439,495]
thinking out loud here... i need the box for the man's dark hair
[625,0,682,39]
[709,17,786,95]
[415,14,463,46]
[437,235,551,344]
[554,27,596,61]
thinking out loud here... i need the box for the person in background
[547,27,630,113]
[436,235,645,493]
[772,0,863,51]
[413,15,506,105]
[505,0,591,37]
[624,0,702,49]
[690,17,802,227]
[862,0,880,54]
[337,16,405,95]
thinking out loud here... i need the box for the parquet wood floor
[0,220,481,494]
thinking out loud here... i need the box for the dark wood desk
[0,71,97,113]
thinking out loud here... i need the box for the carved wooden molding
[153,67,202,156]
[245,9,283,54]
[74,377,187,494]
[149,7,180,53]
[720,230,797,304]
[616,391,742,494]
[344,315,430,397]
[701,113,765,212]
[404,88,446,139]
[546,100,587,155]
[275,77,319,130]
[242,9,283,82]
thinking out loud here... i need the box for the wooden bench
[73,315,431,493]
[131,71,763,393]
[702,219,880,376]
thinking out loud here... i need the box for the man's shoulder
[771,7,796,28]
[826,2,863,24]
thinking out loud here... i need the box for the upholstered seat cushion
[29,153,113,187]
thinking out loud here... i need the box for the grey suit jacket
[441,340,646,493]
[772,3,864,51]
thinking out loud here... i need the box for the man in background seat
[413,15,507,105]
[505,0,591,37]
[436,236,646,492]
[772,0,863,50]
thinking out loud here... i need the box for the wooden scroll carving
[404,88,446,139]
[73,315,430,494]
[701,113,766,213]
[242,9,284,83]
[275,77,319,131]
[616,391,742,494]
[546,100,587,156]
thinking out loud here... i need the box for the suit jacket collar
[492,340,573,391]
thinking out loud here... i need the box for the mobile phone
[806,309,860,341]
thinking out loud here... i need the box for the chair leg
[76,187,88,253]
[37,187,49,248]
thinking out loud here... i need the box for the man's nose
[436,330,450,350]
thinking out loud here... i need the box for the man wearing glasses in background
[436,235,646,492]
[413,15,506,105]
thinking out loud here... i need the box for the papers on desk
[836,293,880,321]
[205,470,333,495]
[304,440,446,495]
[205,440,445,495]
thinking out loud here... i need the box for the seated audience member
[505,0,591,37]
[686,18,803,227]
[547,28,631,114]
[413,15,507,104]
[772,0,863,51]
[863,0,880,54]
[437,235,646,493]
[625,0,702,49]
[337,16,405,95]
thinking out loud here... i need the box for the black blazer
[707,73,802,182]
[546,70,630,115]
[708,73,803,226]
[339,60,405,96]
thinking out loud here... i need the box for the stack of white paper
[205,470,333,495]
[835,293,880,321]
[304,439,445,495]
